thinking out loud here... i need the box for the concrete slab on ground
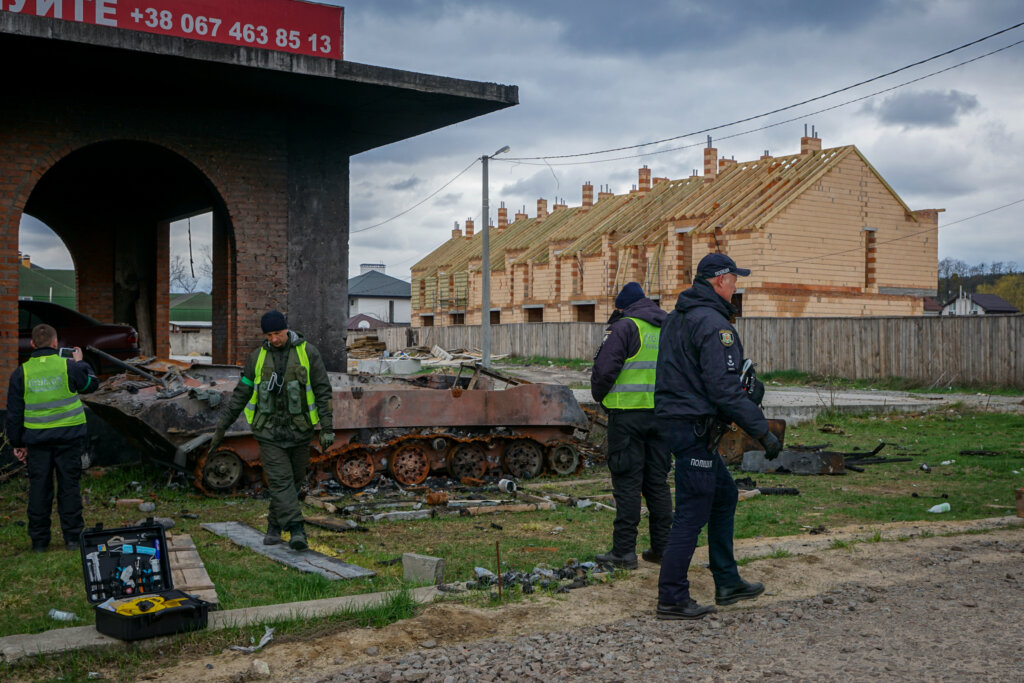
[0,585,444,663]
[575,385,1023,425]
[200,522,374,580]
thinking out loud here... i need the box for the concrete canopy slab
[0,12,518,155]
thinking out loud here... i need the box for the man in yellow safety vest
[590,282,671,570]
[5,324,97,552]
[210,311,334,550]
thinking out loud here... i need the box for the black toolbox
[80,519,210,641]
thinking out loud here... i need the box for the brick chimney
[515,206,528,222]
[536,198,548,221]
[760,149,772,160]
[553,197,568,211]
[497,202,508,232]
[582,182,594,208]
[451,221,462,239]
[20,253,30,268]
[801,124,821,154]
[719,157,737,172]
[598,184,613,202]
[653,177,669,186]
[703,136,718,183]
[638,165,652,193]
[464,217,474,239]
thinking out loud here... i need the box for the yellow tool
[111,595,187,616]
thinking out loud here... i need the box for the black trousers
[606,409,673,555]
[657,419,741,605]
[26,439,85,547]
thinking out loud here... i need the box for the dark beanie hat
[614,282,645,309]
[261,310,287,333]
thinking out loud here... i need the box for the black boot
[641,548,662,564]
[594,550,638,570]
[656,599,717,620]
[715,579,765,605]
[288,524,308,551]
[263,523,282,546]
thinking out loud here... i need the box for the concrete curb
[0,585,443,664]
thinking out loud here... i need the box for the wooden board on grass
[166,532,220,607]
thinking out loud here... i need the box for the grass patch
[737,548,792,566]
[760,369,1024,396]
[497,355,592,372]
[1,406,1021,674]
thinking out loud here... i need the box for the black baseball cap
[696,253,751,278]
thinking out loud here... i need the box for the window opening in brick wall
[526,307,543,323]
[490,310,501,324]
[575,304,595,323]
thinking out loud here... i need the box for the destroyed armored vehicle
[82,357,590,493]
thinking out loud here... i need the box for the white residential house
[941,291,1019,316]
[347,264,411,324]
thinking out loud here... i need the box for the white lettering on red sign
[1,0,343,59]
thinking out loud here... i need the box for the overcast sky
[19,0,1024,286]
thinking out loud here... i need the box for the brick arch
[6,138,240,382]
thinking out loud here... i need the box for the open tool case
[79,519,209,641]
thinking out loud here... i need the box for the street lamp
[481,145,510,367]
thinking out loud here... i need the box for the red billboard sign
[1,0,344,60]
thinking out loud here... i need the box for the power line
[500,38,1024,168]
[504,21,1024,162]
[764,197,1024,268]
[351,158,479,234]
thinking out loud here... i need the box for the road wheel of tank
[334,450,376,489]
[503,440,544,480]
[389,442,431,486]
[446,443,488,480]
[547,444,580,476]
[203,450,244,491]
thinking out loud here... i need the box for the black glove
[760,431,781,460]
[209,428,225,453]
[747,378,765,405]
[319,429,335,450]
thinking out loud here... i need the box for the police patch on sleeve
[719,330,735,346]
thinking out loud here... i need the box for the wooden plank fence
[368,316,1023,388]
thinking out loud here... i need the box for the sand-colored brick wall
[743,288,924,317]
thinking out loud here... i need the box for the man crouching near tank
[654,254,780,619]
[210,311,334,551]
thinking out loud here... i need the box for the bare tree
[169,254,200,293]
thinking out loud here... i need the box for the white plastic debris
[939,460,955,466]
[229,626,275,653]
[927,502,951,514]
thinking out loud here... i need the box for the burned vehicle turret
[82,358,589,493]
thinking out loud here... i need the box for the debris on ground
[229,626,275,653]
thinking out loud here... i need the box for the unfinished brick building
[411,133,940,326]
[0,10,515,401]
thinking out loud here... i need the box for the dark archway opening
[23,141,234,360]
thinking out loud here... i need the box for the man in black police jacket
[654,253,781,620]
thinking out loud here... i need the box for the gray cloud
[862,89,980,128]
[387,176,422,191]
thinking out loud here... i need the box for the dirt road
[148,517,1024,682]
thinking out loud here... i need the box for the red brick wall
[0,98,292,402]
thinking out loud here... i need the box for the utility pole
[481,145,509,366]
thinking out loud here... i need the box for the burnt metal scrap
[740,442,913,475]
[83,360,591,494]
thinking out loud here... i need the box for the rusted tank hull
[84,362,589,493]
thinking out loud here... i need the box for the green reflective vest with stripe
[601,317,660,410]
[243,343,320,427]
[22,355,87,431]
